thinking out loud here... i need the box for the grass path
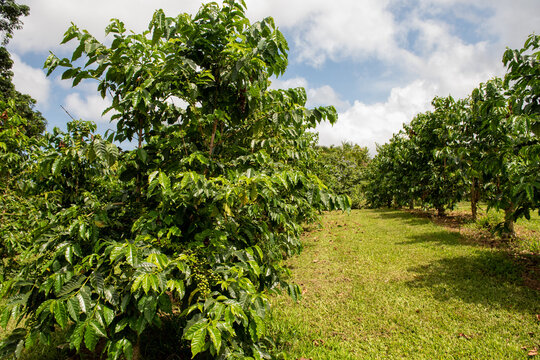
[268,209,540,359]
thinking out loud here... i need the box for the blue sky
[6,0,540,153]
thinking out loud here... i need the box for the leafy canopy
[1,1,347,359]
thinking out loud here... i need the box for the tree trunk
[503,204,515,240]
[409,199,414,210]
[437,207,445,217]
[471,178,478,221]
[133,336,141,360]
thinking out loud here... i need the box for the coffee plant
[0,1,348,359]
[314,143,369,209]
[366,33,540,237]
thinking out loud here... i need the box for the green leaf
[207,325,222,354]
[14,339,24,358]
[53,301,68,329]
[247,260,261,276]
[122,339,133,360]
[72,43,84,61]
[84,40,100,54]
[158,172,171,192]
[115,318,129,334]
[131,275,143,293]
[102,306,115,326]
[67,297,81,321]
[184,320,208,340]
[132,91,141,108]
[104,286,119,306]
[51,157,63,176]
[110,245,126,262]
[58,276,84,297]
[130,315,147,335]
[70,322,86,351]
[136,148,148,163]
[35,299,54,317]
[250,309,264,340]
[138,296,157,324]
[190,327,207,358]
[148,170,159,184]
[91,271,104,293]
[166,279,185,299]
[126,243,138,266]
[147,253,170,270]
[65,245,74,264]
[142,275,152,294]
[319,190,330,208]
[77,286,92,313]
[89,319,108,338]
[61,26,79,44]
[84,321,99,351]
[0,306,12,328]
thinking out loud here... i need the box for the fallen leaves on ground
[313,339,324,347]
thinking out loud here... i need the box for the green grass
[267,209,540,359]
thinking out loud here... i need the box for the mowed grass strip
[267,209,540,359]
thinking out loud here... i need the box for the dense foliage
[0,0,29,45]
[0,0,46,139]
[0,1,348,359]
[366,34,540,237]
[314,143,370,209]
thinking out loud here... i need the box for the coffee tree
[315,142,369,208]
[501,34,540,223]
[367,97,466,215]
[0,1,347,359]
[366,41,538,237]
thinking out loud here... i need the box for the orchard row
[365,34,540,238]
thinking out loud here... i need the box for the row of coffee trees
[0,1,348,359]
[365,34,540,239]
[314,143,370,209]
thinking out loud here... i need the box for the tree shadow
[406,250,540,313]
[397,231,477,247]
[374,209,431,227]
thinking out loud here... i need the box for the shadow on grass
[406,250,540,312]
[397,231,477,247]
[374,209,431,227]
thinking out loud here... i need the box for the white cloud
[64,92,113,124]
[8,0,539,154]
[411,0,540,51]
[270,77,308,90]
[308,85,351,111]
[404,19,501,99]
[10,54,51,105]
[10,1,402,66]
[271,77,350,110]
[247,0,401,66]
[166,96,189,110]
[317,80,436,154]
[483,0,540,50]
[9,0,203,54]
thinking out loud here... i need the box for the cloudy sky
[6,0,540,153]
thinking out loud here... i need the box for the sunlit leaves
[1,1,350,359]
[366,33,540,236]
